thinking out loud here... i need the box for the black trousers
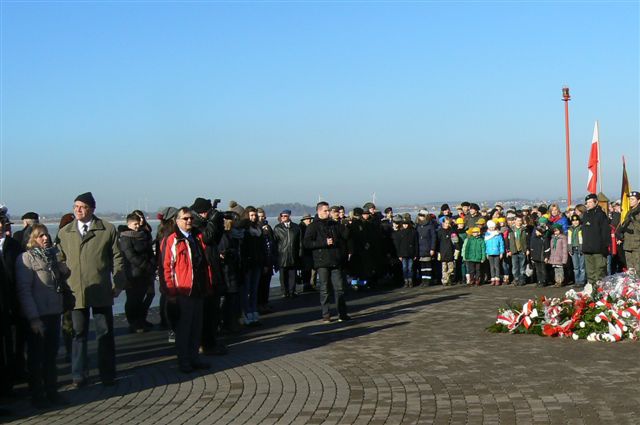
[201,294,222,349]
[279,267,298,296]
[125,282,149,327]
[258,270,272,306]
[176,295,203,367]
[27,314,61,398]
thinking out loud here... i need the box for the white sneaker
[244,313,253,324]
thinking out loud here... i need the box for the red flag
[587,121,599,194]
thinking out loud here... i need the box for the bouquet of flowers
[488,270,640,342]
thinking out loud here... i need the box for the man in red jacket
[164,207,212,373]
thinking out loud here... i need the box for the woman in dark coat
[240,207,266,326]
[16,224,70,408]
[392,218,418,287]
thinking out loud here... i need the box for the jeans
[487,255,501,279]
[71,307,115,383]
[511,253,526,284]
[27,314,61,398]
[279,267,298,296]
[401,258,413,280]
[317,267,348,319]
[242,267,261,316]
[571,250,586,285]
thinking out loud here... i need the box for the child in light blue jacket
[485,220,505,285]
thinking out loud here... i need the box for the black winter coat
[528,233,550,262]
[241,221,266,270]
[193,213,226,291]
[392,228,418,258]
[303,218,347,268]
[581,207,610,256]
[218,229,243,293]
[1,236,23,317]
[118,227,156,284]
[347,219,381,278]
[273,222,301,268]
[436,228,456,262]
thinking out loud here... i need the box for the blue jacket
[416,220,437,257]
[484,231,505,256]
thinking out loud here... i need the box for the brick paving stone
[5,283,640,424]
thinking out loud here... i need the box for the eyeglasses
[179,217,193,221]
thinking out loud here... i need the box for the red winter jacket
[163,230,212,296]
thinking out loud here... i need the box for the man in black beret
[618,191,640,271]
[581,193,610,286]
[13,212,39,249]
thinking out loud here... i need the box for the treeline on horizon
[24,197,574,222]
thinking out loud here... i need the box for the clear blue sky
[1,1,638,214]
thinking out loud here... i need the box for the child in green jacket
[462,227,486,286]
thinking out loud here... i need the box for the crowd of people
[0,190,639,413]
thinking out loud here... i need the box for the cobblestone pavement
[4,283,640,424]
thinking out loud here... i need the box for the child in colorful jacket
[484,220,505,286]
[454,218,467,283]
[529,225,550,287]
[462,227,486,286]
[567,215,585,287]
[548,224,568,287]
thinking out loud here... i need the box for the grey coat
[16,249,69,321]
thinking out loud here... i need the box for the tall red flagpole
[562,86,572,206]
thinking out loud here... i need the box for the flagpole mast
[596,120,602,194]
[562,86,572,206]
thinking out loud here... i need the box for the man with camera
[190,197,227,356]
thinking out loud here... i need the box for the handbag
[59,281,76,312]
[524,262,534,278]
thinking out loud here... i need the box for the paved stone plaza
[4,283,640,424]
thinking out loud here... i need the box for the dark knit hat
[353,207,364,217]
[461,201,471,207]
[585,193,598,202]
[229,200,245,217]
[280,209,292,216]
[384,207,393,214]
[191,197,212,214]
[469,203,480,211]
[630,191,640,199]
[551,223,563,232]
[440,203,450,212]
[21,212,39,220]
[362,202,375,210]
[74,192,96,208]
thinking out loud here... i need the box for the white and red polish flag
[587,121,599,194]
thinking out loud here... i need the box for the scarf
[30,246,63,291]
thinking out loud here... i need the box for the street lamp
[562,86,572,207]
